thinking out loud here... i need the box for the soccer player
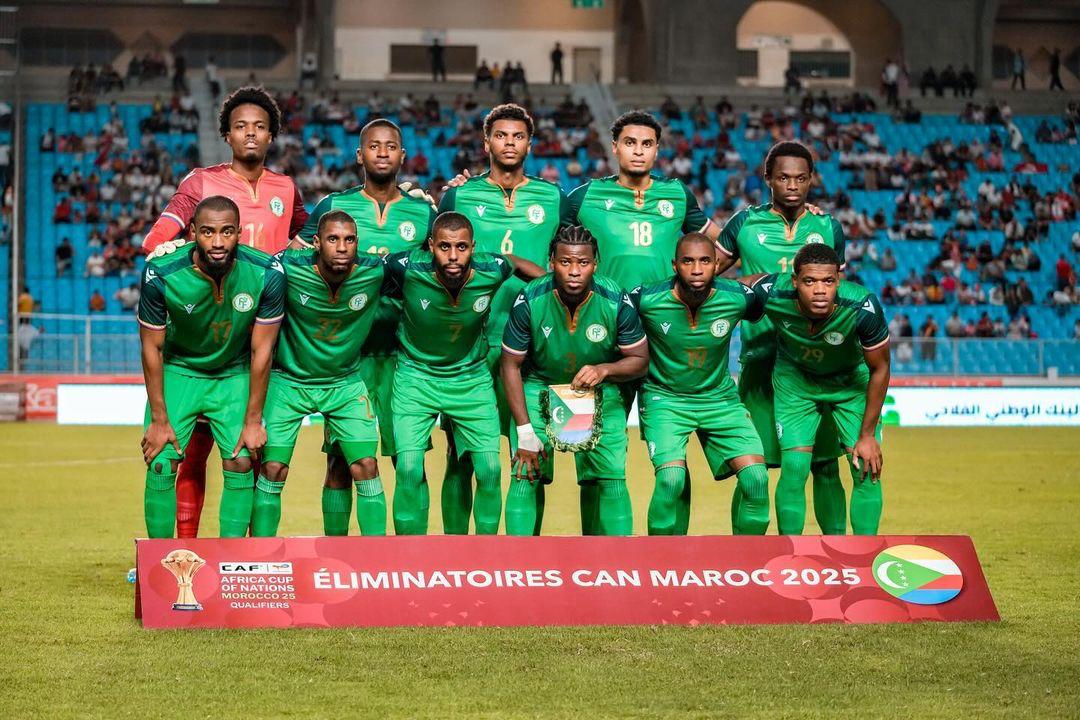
[297,119,436,504]
[384,212,543,535]
[142,86,308,538]
[632,233,770,535]
[253,211,389,537]
[745,243,890,535]
[437,104,567,533]
[717,141,850,535]
[563,110,721,292]
[501,226,649,536]
[138,196,284,538]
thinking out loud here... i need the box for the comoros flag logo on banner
[539,384,602,452]
[872,544,964,605]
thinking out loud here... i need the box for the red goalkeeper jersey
[142,163,308,253]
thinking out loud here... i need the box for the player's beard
[676,279,711,306]
[196,244,238,276]
[364,166,399,187]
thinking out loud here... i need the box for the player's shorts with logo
[264,373,378,465]
[738,359,844,465]
[639,388,763,479]
[143,366,249,463]
[771,361,882,451]
[509,379,629,484]
[392,363,501,457]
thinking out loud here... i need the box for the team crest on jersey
[657,200,675,218]
[585,324,608,342]
[232,293,254,312]
[475,204,486,217]
[349,293,368,311]
[527,204,545,224]
[806,233,824,244]
[473,295,491,313]
[184,303,195,314]
[398,221,416,242]
[660,322,671,335]
[711,319,731,338]
[825,331,845,345]
[269,196,285,218]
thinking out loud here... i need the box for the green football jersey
[137,244,285,377]
[632,276,760,397]
[272,247,387,385]
[300,185,435,357]
[565,174,710,292]
[718,203,847,364]
[383,248,513,377]
[750,273,889,377]
[439,173,568,347]
[502,273,646,385]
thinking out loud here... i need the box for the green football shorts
[392,364,501,457]
[639,387,763,480]
[508,379,629,484]
[144,366,248,462]
[738,359,844,465]
[771,361,882,451]
[263,373,377,466]
[359,354,398,457]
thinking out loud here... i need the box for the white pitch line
[0,456,140,468]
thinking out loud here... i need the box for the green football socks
[504,478,538,536]
[848,458,883,535]
[648,465,686,535]
[579,482,600,535]
[322,486,352,536]
[471,451,502,535]
[733,463,770,535]
[775,451,813,535]
[440,452,473,534]
[355,477,387,536]
[392,451,429,535]
[597,478,632,536]
[250,476,284,537]
[144,467,177,538]
[811,457,848,535]
[219,469,254,538]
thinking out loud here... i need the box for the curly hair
[549,224,599,261]
[218,85,282,139]
[793,241,840,273]
[610,110,662,143]
[764,140,815,176]
[483,103,534,138]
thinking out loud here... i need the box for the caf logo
[586,324,608,342]
[657,200,675,218]
[527,204,546,224]
[825,331,845,345]
[398,221,416,242]
[232,293,254,312]
[349,293,368,311]
[711,319,730,338]
[473,295,491,313]
[269,196,285,217]
[806,233,824,244]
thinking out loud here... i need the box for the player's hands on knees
[232,421,267,460]
[851,435,882,483]
[442,169,471,191]
[571,364,608,391]
[142,419,181,465]
[514,423,546,483]
[150,239,188,258]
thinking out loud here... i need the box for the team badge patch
[657,200,675,218]
[349,293,368,311]
[585,324,608,342]
[398,221,416,241]
[711,319,730,337]
[232,293,254,312]
[825,331,845,345]
[473,295,491,313]
[806,232,824,244]
[527,204,545,224]
[539,384,604,452]
[269,196,285,217]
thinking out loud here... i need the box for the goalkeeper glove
[149,238,187,258]
[398,182,438,211]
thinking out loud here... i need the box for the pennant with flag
[538,384,603,452]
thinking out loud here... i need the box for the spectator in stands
[920,316,939,361]
[974,312,994,337]
[85,250,106,278]
[1055,254,1074,291]
[959,65,977,97]
[115,283,140,312]
[55,237,74,277]
[882,59,900,108]
[88,290,106,313]
[1074,319,1080,340]
[899,100,921,124]
[40,127,55,152]
[945,311,965,338]
[17,285,35,322]
[0,140,9,190]
[17,320,41,361]
[550,43,564,84]
[172,53,188,93]
[429,38,447,82]
[1048,48,1065,92]
[53,196,73,224]
[919,67,938,97]
[1011,49,1026,90]
[475,60,494,90]
[205,55,221,100]
[660,95,681,121]
[939,65,959,97]
[879,247,897,272]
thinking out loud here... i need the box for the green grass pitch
[2,424,1078,718]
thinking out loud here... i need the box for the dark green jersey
[272,247,387,385]
[137,244,285,377]
[632,276,760,398]
[565,174,710,292]
[502,273,646,386]
[383,248,513,377]
[750,273,889,377]
[439,173,569,347]
[300,185,436,357]
[718,203,847,364]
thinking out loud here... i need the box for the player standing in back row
[142,86,308,538]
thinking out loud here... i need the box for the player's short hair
[192,195,240,225]
[218,85,282,139]
[432,211,474,240]
[611,110,662,143]
[793,242,841,274]
[675,232,716,256]
[316,210,357,237]
[549,225,599,261]
[764,140,815,177]
[359,118,403,145]
[483,104,534,138]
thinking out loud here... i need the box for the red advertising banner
[135,536,998,629]
[0,374,141,419]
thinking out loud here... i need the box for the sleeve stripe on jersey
[161,212,185,228]
[501,343,528,356]
[698,217,713,233]
[618,336,648,350]
[715,240,733,257]
[861,336,890,351]
[255,313,284,325]
[137,318,166,331]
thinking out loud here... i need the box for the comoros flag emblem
[872,544,963,605]
[539,384,603,452]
